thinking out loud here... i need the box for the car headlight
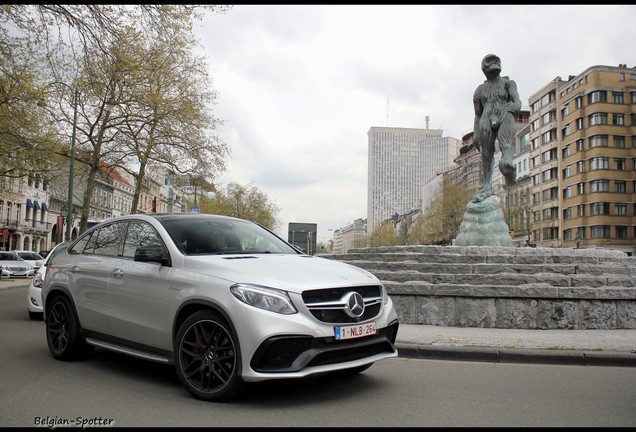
[381,284,391,304]
[32,273,43,288]
[230,284,297,315]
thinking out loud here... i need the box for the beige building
[528,64,635,255]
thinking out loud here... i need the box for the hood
[182,254,379,293]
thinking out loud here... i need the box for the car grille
[301,285,383,324]
[7,265,30,272]
[250,322,399,373]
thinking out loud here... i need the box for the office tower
[367,126,460,233]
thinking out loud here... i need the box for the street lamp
[65,88,79,241]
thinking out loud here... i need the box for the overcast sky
[193,4,636,244]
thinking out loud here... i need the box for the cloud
[195,4,636,243]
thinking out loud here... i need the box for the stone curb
[396,343,636,367]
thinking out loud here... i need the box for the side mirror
[134,244,171,266]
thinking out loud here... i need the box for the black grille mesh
[250,322,399,373]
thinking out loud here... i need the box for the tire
[45,295,93,360]
[174,310,244,402]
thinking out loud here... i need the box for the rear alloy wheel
[45,295,92,360]
[175,311,244,402]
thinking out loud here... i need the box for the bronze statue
[472,54,521,202]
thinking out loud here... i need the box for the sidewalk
[396,323,636,367]
[3,279,635,367]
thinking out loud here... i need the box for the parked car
[42,213,399,401]
[38,249,53,259]
[27,242,70,320]
[0,251,34,279]
[13,250,45,271]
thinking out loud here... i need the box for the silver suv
[42,214,399,401]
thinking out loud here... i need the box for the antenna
[386,95,389,126]
[425,115,429,129]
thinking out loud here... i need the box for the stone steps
[320,245,636,329]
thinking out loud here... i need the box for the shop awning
[26,199,34,208]
[33,201,41,210]
[41,203,48,212]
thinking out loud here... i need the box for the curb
[396,343,636,367]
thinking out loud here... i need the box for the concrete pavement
[396,323,636,367]
[3,278,635,367]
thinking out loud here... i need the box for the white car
[13,250,45,272]
[42,214,399,401]
[0,251,34,279]
[27,242,69,320]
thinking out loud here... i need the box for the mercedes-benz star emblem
[344,292,365,318]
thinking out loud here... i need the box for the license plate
[334,322,377,340]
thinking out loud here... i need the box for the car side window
[91,222,126,256]
[122,221,163,258]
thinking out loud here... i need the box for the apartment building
[367,126,460,233]
[528,64,635,255]
[332,218,367,254]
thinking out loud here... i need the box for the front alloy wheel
[175,311,244,401]
[45,295,92,360]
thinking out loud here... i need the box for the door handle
[112,268,124,278]
[69,266,80,273]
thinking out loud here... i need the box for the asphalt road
[2,287,635,427]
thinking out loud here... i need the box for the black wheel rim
[47,300,70,354]
[179,320,237,394]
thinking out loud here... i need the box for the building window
[563,186,571,199]
[578,204,585,217]
[561,124,570,138]
[614,136,625,148]
[532,174,540,186]
[591,225,610,239]
[542,131,553,144]
[589,157,609,170]
[575,97,582,108]
[542,168,557,182]
[561,105,569,119]
[613,114,624,125]
[531,137,540,150]
[562,145,571,158]
[591,202,610,215]
[576,139,585,152]
[542,148,557,163]
[563,208,572,220]
[576,117,583,130]
[577,161,585,173]
[615,203,627,216]
[578,182,585,195]
[589,135,609,148]
[616,159,626,171]
[612,92,624,104]
[590,180,609,192]
[616,226,628,238]
[562,166,571,178]
[543,187,558,201]
[543,227,559,240]
[589,113,608,126]
[588,91,607,104]
[615,180,626,193]
[563,228,572,241]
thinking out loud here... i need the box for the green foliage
[366,222,401,247]
[198,182,281,231]
[409,177,473,245]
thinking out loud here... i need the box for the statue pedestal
[455,195,513,247]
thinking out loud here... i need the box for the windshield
[17,252,42,260]
[161,217,299,255]
[0,252,20,261]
